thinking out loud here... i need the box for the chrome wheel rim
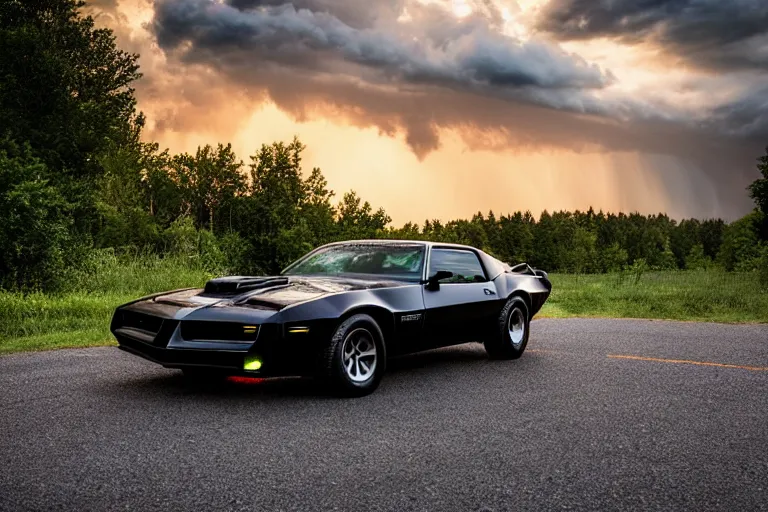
[342,328,377,383]
[508,308,525,347]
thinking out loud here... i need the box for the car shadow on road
[386,342,489,374]
[105,343,493,400]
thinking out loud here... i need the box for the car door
[421,247,501,347]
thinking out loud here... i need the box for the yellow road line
[607,354,768,372]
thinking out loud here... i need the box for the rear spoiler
[508,263,549,280]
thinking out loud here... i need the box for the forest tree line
[2,0,768,291]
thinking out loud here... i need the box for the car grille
[121,310,163,335]
[180,321,259,342]
[113,310,178,347]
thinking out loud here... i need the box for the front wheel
[320,314,386,397]
[484,296,530,359]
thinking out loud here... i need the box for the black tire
[484,296,530,360]
[320,314,387,397]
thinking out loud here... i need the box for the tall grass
[1,257,766,354]
[0,251,215,354]
[541,270,768,323]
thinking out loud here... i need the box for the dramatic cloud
[87,0,768,221]
[535,0,768,154]
[536,0,768,72]
[153,0,611,95]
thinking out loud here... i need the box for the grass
[540,271,768,323]
[0,253,215,355]
[1,258,766,355]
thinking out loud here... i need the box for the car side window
[428,249,487,283]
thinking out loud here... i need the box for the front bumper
[117,335,248,370]
[111,308,326,377]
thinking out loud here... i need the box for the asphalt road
[1,319,767,512]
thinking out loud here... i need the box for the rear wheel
[484,296,530,359]
[320,314,386,397]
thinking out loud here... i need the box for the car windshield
[283,243,426,282]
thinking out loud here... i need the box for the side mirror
[425,270,453,291]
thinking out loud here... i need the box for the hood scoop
[203,276,289,295]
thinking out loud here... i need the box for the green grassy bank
[1,260,766,355]
[541,271,767,323]
[0,255,214,354]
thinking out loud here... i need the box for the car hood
[126,275,411,318]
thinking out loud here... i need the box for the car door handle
[483,288,496,295]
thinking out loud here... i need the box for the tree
[301,167,337,244]
[94,143,160,248]
[699,219,726,259]
[685,244,712,270]
[388,222,421,240]
[170,144,245,232]
[600,243,628,272]
[0,140,73,289]
[496,212,534,264]
[242,138,315,271]
[748,146,768,217]
[716,211,764,271]
[0,0,141,212]
[670,218,700,268]
[337,191,391,240]
[568,226,598,273]
[532,211,557,270]
[0,0,142,289]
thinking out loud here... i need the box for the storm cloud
[536,0,768,72]
[87,0,768,219]
[153,0,612,95]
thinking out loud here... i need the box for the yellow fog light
[244,355,262,371]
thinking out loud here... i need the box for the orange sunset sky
[89,0,767,225]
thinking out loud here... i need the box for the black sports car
[111,240,552,396]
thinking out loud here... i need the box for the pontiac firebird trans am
[111,240,552,396]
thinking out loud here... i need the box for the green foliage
[216,231,250,275]
[95,144,159,248]
[716,211,764,271]
[0,0,141,208]
[158,217,228,273]
[758,245,768,289]
[568,226,598,273]
[627,258,648,284]
[0,0,141,288]
[170,143,245,232]
[0,141,75,289]
[600,243,628,272]
[0,251,215,353]
[336,191,391,240]
[231,137,340,273]
[542,270,768,323]
[685,244,713,270]
[748,146,768,216]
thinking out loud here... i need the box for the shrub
[758,244,768,289]
[685,244,713,270]
[627,258,649,285]
[158,217,226,273]
[0,141,75,290]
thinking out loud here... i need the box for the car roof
[288,239,511,280]
[320,239,478,251]
[313,239,509,280]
